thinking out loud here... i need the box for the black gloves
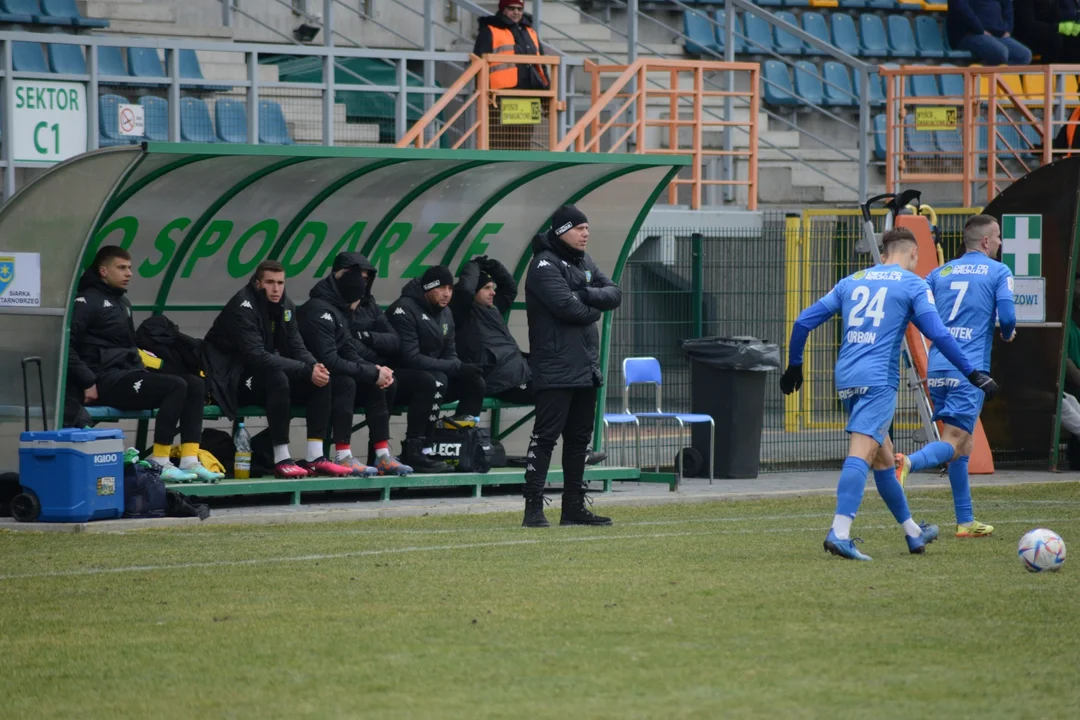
[967,370,998,400]
[779,364,803,395]
[455,363,483,381]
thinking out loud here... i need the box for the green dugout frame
[0,143,689,467]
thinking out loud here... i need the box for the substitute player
[780,228,999,561]
[895,215,1015,538]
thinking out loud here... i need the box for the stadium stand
[214,98,248,144]
[46,42,85,74]
[180,96,215,143]
[39,0,108,28]
[139,96,169,142]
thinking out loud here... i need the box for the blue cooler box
[18,428,126,522]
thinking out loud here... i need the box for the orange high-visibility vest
[488,25,547,90]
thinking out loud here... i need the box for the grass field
[3,483,1080,719]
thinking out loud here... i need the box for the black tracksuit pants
[495,381,534,405]
[95,370,204,447]
[237,367,331,447]
[523,387,597,496]
[389,368,486,442]
[329,373,391,446]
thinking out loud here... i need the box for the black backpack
[429,421,492,474]
[124,461,167,518]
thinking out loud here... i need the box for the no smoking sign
[117,103,144,138]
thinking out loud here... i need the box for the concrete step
[201,61,279,83]
[545,40,683,58]
[82,0,175,22]
[544,21,612,43]
[97,20,234,39]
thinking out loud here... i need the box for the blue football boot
[906,522,940,554]
[823,530,872,561]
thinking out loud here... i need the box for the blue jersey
[926,252,1015,374]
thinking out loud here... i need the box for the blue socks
[907,441,955,473]
[836,456,870,519]
[948,455,974,525]
[873,467,912,525]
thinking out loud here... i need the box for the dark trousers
[237,367,331,447]
[330,374,391,446]
[496,382,534,405]
[430,370,486,419]
[390,368,486,442]
[523,387,597,496]
[96,371,204,447]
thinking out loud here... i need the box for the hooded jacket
[298,264,380,388]
[948,0,1015,45]
[68,267,144,391]
[473,12,548,90]
[348,253,401,366]
[525,231,622,390]
[450,258,530,395]
[385,277,462,376]
[201,276,316,420]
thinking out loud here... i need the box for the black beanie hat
[476,270,494,291]
[551,204,588,237]
[421,265,454,291]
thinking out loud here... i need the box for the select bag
[429,421,492,474]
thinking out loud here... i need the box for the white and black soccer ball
[1018,528,1066,573]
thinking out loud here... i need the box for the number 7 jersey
[819,264,939,389]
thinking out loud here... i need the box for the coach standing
[522,205,621,528]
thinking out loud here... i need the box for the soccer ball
[1017,529,1066,573]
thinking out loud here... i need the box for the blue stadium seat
[830,13,861,57]
[98,46,128,77]
[909,74,939,97]
[887,16,918,58]
[258,100,294,145]
[802,13,830,56]
[914,16,946,59]
[936,128,963,154]
[127,47,165,79]
[838,0,869,8]
[39,0,109,27]
[684,10,720,55]
[943,32,973,60]
[938,64,964,97]
[0,0,32,23]
[1,0,68,25]
[744,14,774,53]
[784,0,810,7]
[47,43,86,75]
[793,61,824,106]
[774,11,803,56]
[180,96,215,143]
[757,0,783,7]
[904,114,937,153]
[139,95,168,142]
[214,98,248,143]
[12,42,47,72]
[873,113,886,159]
[714,10,747,54]
[868,0,897,9]
[854,67,886,106]
[763,60,798,105]
[823,61,856,105]
[859,15,889,57]
[99,94,136,147]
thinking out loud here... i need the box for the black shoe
[559,492,612,526]
[585,450,608,466]
[522,494,550,528]
[401,438,454,474]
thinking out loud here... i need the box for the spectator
[1013,0,1080,63]
[948,0,1034,64]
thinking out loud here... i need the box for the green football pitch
[2,483,1079,719]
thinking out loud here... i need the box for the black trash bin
[681,336,780,479]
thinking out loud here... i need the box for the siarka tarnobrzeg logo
[0,257,14,296]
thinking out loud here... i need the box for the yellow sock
[180,443,199,459]
[152,443,171,460]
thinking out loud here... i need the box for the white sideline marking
[2,516,1077,582]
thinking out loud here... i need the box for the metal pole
[558,61,568,141]
[247,50,259,144]
[168,47,180,142]
[87,44,99,151]
[323,50,335,146]
[857,66,869,204]
[532,0,541,35]
[2,40,15,202]
[396,57,408,143]
[424,0,435,118]
[723,3,735,204]
[324,0,334,47]
[627,0,638,64]
[691,232,704,338]
[222,0,232,27]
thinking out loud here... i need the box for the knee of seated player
[426,371,447,393]
[333,373,357,397]
[184,373,205,399]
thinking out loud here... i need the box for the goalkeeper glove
[967,370,999,400]
[779,364,803,395]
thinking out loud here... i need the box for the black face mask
[336,269,368,304]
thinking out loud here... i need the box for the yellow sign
[500,97,542,125]
[914,106,957,132]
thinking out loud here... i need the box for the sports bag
[429,421,492,474]
[124,460,167,519]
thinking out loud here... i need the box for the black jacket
[525,232,622,391]
[68,268,143,391]
[1014,0,1080,61]
[386,278,462,376]
[451,259,530,395]
[135,315,204,376]
[348,254,401,366]
[298,274,380,387]
[201,279,317,420]
[473,13,548,90]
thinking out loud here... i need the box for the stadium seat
[838,0,869,9]
[793,61,825,106]
[914,16,946,59]
[39,0,109,27]
[0,0,68,25]
[801,12,830,56]
[938,64,964,97]
[904,114,937,153]
[868,0,897,9]
[886,16,918,58]
[714,10,747,55]
[214,98,249,143]
[99,94,136,147]
[909,74,939,98]
[936,128,963,155]
[98,46,128,78]
[854,66,886,106]
[744,15,774,53]
[763,60,798,105]
[873,113,886,159]
[127,47,165,79]
[139,95,168,142]
[757,0,783,7]
[943,32,973,60]
[0,0,32,23]
[823,61,856,105]
[859,15,889,57]
[180,96,215,143]
[774,11,804,56]
[47,43,86,75]
[12,42,47,72]
[684,10,720,55]
[785,0,811,8]
[258,100,294,145]
[830,13,861,57]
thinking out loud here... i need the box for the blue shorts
[839,386,897,445]
[927,370,984,434]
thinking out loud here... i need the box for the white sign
[0,252,41,307]
[12,80,87,164]
[1001,214,1042,277]
[117,103,144,137]
[1012,277,1045,323]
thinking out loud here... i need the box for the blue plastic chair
[1,0,67,24]
[868,0,897,9]
[39,0,108,27]
[943,31,973,60]
[214,98,248,143]
[802,12,830,56]
[774,11,803,56]
[99,94,136,147]
[823,61,856,106]
[909,74,939,98]
[763,60,798,105]
[794,61,825,106]
[887,15,918,58]
[684,10,720,55]
[873,113,886,160]
[854,67,886,106]
[938,64,964,97]
[139,95,168,142]
[830,13,861,57]
[904,114,937,153]
[714,10,747,55]
[601,411,641,471]
[622,357,715,483]
[914,16,946,59]
[179,96,215,143]
[744,14,774,53]
[258,100,294,145]
[936,128,963,155]
[838,0,869,8]
[859,15,889,57]
[0,0,32,23]
[785,0,811,8]
[757,0,783,7]
[47,43,86,75]
[12,41,47,72]
[127,47,165,79]
[97,46,128,78]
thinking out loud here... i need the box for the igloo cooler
[16,428,125,522]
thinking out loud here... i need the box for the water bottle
[234,422,252,479]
